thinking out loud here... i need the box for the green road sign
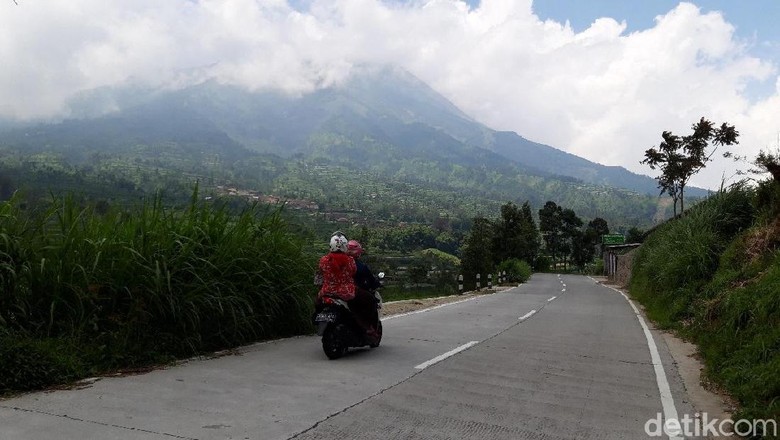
[602,234,625,245]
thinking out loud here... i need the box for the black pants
[348,288,379,332]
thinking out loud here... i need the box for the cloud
[0,0,777,189]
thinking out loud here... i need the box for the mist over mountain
[152,67,696,194]
[0,65,695,227]
[2,65,684,195]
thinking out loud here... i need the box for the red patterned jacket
[318,251,356,301]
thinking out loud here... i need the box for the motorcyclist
[317,231,356,305]
[347,240,381,340]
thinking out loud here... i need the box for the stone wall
[613,247,639,287]
[604,244,641,287]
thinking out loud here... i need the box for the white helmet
[329,232,348,252]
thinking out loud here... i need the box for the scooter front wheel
[322,324,348,359]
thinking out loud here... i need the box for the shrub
[533,255,551,272]
[589,259,605,276]
[0,334,85,393]
[498,258,532,283]
[754,179,780,223]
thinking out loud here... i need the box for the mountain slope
[0,66,678,227]
[159,67,701,196]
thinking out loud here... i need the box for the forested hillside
[0,66,695,228]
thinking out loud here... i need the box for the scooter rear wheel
[369,321,382,348]
[322,324,348,359]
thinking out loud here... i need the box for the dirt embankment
[380,288,509,316]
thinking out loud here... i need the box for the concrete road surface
[0,274,696,439]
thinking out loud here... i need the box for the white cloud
[0,0,777,189]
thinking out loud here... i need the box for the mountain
[0,66,681,227]
[162,67,704,196]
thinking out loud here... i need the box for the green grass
[0,188,316,393]
[629,182,780,435]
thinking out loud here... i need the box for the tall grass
[0,189,315,392]
[630,185,755,326]
[630,183,780,432]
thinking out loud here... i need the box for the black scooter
[314,273,384,359]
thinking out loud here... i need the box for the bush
[754,179,780,223]
[588,259,605,276]
[498,258,532,283]
[533,255,551,272]
[0,334,85,393]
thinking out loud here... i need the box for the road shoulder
[593,276,738,436]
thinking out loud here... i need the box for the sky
[1,0,779,190]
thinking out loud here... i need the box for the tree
[587,217,609,238]
[752,149,780,182]
[578,217,609,268]
[460,216,494,288]
[559,208,583,269]
[642,117,739,215]
[625,227,645,244]
[519,201,540,264]
[491,201,539,266]
[539,201,563,267]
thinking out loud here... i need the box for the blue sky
[460,1,777,39]
[1,0,778,189]
[530,1,778,41]
[525,0,780,100]
[531,1,779,61]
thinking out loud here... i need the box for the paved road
[0,274,694,439]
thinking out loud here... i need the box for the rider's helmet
[347,240,364,257]
[329,231,348,253]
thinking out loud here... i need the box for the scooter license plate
[315,312,337,323]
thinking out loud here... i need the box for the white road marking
[611,287,683,440]
[415,341,480,370]
[547,296,557,302]
[518,310,537,321]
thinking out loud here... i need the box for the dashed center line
[518,310,537,321]
[415,341,480,370]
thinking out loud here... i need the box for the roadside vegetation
[0,186,605,394]
[629,174,780,433]
[0,188,315,394]
[0,131,635,395]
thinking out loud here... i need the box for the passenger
[347,240,381,339]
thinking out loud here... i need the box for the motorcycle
[314,272,384,359]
